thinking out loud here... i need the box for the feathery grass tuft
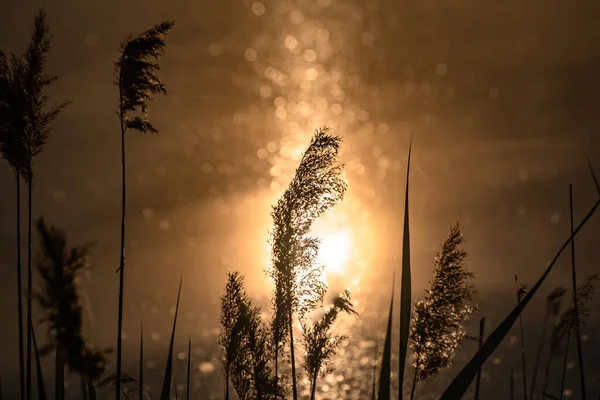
[23,10,70,399]
[267,127,346,400]
[552,274,598,400]
[409,223,478,399]
[116,20,174,134]
[220,271,249,400]
[220,271,281,400]
[34,218,110,385]
[302,290,357,400]
[530,287,566,400]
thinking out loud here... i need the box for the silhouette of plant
[542,274,598,400]
[113,20,174,400]
[220,271,251,400]
[0,46,28,400]
[267,127,346,400]
[159,277,182,400]
[22,11,71,398]
[301,290,357,400]
[1,11,69,399]
[530,287,566,400]
[96,372,151,399]
[244,304,282,400]
[34,217,110,395]
[219,271,281,400]
[409,223,478,399]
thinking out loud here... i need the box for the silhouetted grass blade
[160,276,182,400]
[585,156,600,196]
[474,317,485,400]
[32,325,47,400]
[377,273,394,400]
[514,274,529,400]
[398,138,412,399]
[440,197,600,399]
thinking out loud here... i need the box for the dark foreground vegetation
[1,9,599,400]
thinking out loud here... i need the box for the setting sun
[319,230,352,274]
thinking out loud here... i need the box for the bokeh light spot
[436,63,448,76]
[244,48,258,61]
[251,1,266,16]
[208,43,222,56]
[303,49,317,62]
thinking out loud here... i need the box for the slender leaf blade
[440,197,600,399]
[160,276,183,400]
[585,156,600,196]
[398,138,412,399]
[377,273,395,400]
[474,317,485,400]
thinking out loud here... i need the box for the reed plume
[409,223,478,400]
[302,290,357,400]
[114,20,174,400]
[267,127,346,400]
[34,217,110,397]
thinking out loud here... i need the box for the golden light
[318,230,352,274]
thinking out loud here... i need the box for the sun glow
[318,230,352,274]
